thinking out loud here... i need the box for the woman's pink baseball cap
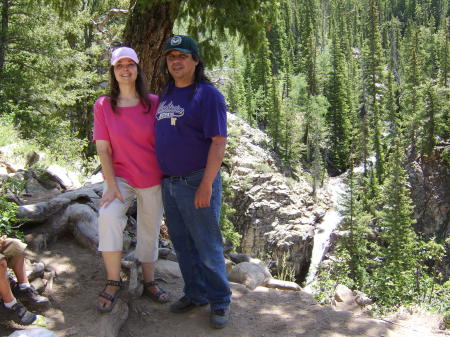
[111,47,139,66]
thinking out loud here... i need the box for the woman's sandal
[97,279,123,313]
[142,280,170,303]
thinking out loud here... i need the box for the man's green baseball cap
[164,35,199,57]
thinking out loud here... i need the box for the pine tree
[242,59,257,127]
[251,35,273,130]
[385,18,402,148]
[305,95,328,197]
[338,166,372,289]
[436,19,449,88]
[281,0,296,74]
[0,0,9,77]
[325,19,352,175]
[420,81,442,156]
[375,136,419,306]
[280,96,302,165]
[226,42,246,117]
[361,0,386,182]
[399,22,426,159]
[265,2,288,76]
[298,0,318,96]
[268,76,282,153]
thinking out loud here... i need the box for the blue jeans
[162,169,231,310]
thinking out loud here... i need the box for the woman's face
[113,58,138,85]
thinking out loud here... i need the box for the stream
[303,175,345,292]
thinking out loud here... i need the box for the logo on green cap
[170,36,182,46]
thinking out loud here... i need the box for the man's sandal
[142,280,170,303]
[97,279,122,313]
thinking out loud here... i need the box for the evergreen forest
[0,0,449,321]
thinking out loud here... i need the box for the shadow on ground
[0,237,427,337]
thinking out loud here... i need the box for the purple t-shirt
[155,82,227,176]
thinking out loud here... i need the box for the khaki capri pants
[0,238,27,268]
[98,178,163,263]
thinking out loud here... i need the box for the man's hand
[100,185,124,208]
[193,135,226,209]
[194,182,212,209]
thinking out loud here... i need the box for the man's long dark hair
[161,53,213,97]
[109,63,152,114]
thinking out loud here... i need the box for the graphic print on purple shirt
[155,82,227,177]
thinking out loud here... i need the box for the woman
[93,46,169,313]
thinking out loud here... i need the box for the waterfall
[303,176,345,291]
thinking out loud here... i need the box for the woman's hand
[100,184,124,208]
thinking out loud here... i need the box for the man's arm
[96,140,124,208]
[194,136,227,209]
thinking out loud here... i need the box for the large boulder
[332,284,372,314]
[228,259,272,290]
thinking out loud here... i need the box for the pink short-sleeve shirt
[93,95,162,188]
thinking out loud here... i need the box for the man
[155,35,231,329]
[0,236,48,325]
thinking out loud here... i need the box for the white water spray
[303,176,345,292]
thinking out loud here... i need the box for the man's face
[166,50,199,86]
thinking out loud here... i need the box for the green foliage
[337,170,372,288]
[274,252,296,282]
[13,111,89,166]
[314,148,446,312]
[1,0,127,163]
[303,95,328,195]
[369,139,418,307]
[1,176,26,198]
[0,113,18,147]
[0,197,23,239]
[313,249,355,303]
[176,0,273,66]
[0,0,448,317]
[0,176,26,239]
[0,113,93,178]
[224,42,247,117]
[220,174,241,250]
[324,26,353,174]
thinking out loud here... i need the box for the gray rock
[225,113,332,280]
[228,261,272,290]
[265,278,301,291]
[45,164,81,189]
[158,248,172,259]
[8,327,58,337]
[228,253,251,264]
[155,259,182,280]
[25,151,42,167]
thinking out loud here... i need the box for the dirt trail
[1,238,447,337]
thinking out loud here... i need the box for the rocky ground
[1,238,447,337]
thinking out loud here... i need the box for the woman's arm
[96,140,124,208]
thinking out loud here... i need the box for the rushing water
[303,176,345,292]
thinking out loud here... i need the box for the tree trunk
[0,0,9,76]
[123,0,182,94]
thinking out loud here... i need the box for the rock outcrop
[224,114,331,279]
[408,145,449,236]
[407,144,450,279]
